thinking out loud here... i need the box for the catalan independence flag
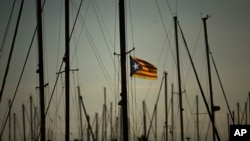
[130,56,157,80]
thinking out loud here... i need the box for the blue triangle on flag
[130,57,142,76]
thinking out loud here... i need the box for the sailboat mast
[9,100,11,141]
[164,72,168,141]
[22,104,26,141]
[13,113,16,141]
[202,16,216,141]
[174,16,184,141]
[96,113,99,141]
[65,0,70,140]
[171,84,174,141]
[119,0,129,140]
[196,95,200,141]
[36,0,46,140]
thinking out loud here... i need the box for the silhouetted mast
[203,16,219,141]
[9,100,11,141]
[13,113,16,141]
[96,113,99,141]
[119,0,129,140]
[171,84,174,141]
[196,95,200,141]
[36,0,46,140]
[65,0,70,140]
[174,16,184,141]
[22,104,26,141]
[164,72,168,141]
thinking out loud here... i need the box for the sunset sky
[0,0,250,140]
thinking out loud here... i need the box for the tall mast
[203,16,215,141]
[174,16,184,141]
[104,87,107,141]
[22,104,26,141]
[96,113,99,141]
[196,95,200,141]
[119,0,129,140]
[36,0,46,140]
[164,72,168,141]
[171,84,174,141]
[13,113,16,141]
[9,100,11,141]
[65,0,70,140]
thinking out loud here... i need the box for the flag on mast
[130,56,157,80]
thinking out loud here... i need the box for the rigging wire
[142,0,177,101]
[69,0,84,41]
[210,51,234,123]
[155,0,177,68]
[182,24,202,88]
[93,0,116,49]
[127,0,139,138]
[177,21,221,141]
[164,0,175,17]
[146,76,164,139]
[0,15,34,140]
[184,94,196,138]
[0,0,47,137]
[91,0,118,74]
[0,0,16,59]
[0,0,25,102]
[70,0,116,98]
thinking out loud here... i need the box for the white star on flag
[133,62,139,70]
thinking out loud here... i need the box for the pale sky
[0,0,250,140]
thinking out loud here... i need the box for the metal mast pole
[36,0,45,140]
[65,0,70,140]
[13,113,16,141]
[196,95,200,141]
[9,100,11,141]
[164,72,168,141]
[96,113,99,141]
[104,87,107,141]
[171,84,174,141]
[203,16,215,141]
[30,96,34,141]
[174,16,184,141]
[119,0,129,140]
[22,104,26,141]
